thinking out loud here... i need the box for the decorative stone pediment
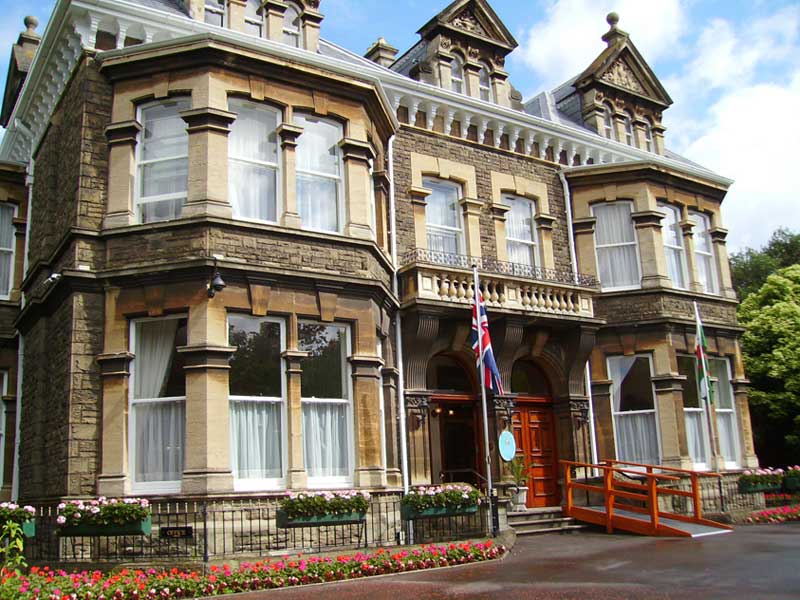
[417,0,518,53]
[451,8,488,37]
[600,57,645,95]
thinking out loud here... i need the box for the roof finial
[24,16,39,35]
[602,11,628,47]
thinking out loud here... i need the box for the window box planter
[738,481,781,494]
[276,509,365,528]
[58,516,152,537]
[401,504,479,520]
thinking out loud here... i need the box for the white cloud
[513,0,686,90]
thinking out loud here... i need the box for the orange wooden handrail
[603,459,723,477]
[560,460,681,481]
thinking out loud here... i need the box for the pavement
[220,523,800,599]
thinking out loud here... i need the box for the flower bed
[0,541,504,599]
[56,497,151,537]
[746,504,800,524]
[0,502,37,538]
[277,490,370,527]
[401,484,482,520]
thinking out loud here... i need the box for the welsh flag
[694,302,713,405]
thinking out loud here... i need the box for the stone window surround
[104,69,382,245]
[434,46,510,108]
[489,172,555,269]
[97,279,389,497]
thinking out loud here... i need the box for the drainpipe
[387,135,410,496]
[559,169,599,469]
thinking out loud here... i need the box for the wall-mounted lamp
[207,258,226,298]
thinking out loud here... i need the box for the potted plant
[0,502,37,538]
[400,484,481,520]
[508,457,530,511]
[56,497,152,537]
[276,490,370,528]
[784,466,800,492]
[737,468,784,494]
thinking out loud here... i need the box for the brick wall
[392,127,574,273]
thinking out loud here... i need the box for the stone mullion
[460,197,482,258]
[381,365,402,487]
[409,186,431,251]
[436,53,453,90]
[227,0,247,32]
[732,378,758,468]
[278,122,303,229]
[463,61,482,99]
[590,379,614,461]
[350,354,386,487]
[104,120,141,228]
[612,114,626,144]
[536,213,556,270]
[262,0,287,41]
[632,210,670,289]
[373,169,390,250]
[283,350,308,488]
[651,375,687,469]
[300,8,323,52]
[340,138,376,240]
[96,351,135,497]
[572,217,598,281]
[680,219,704,293]
[632,119,647,150]
[710,227,736,299]
[491,203,509,262]
[490,70,510,107]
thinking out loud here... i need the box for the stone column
[651,375,688,469]
[460,197,483,258]
[373,169,390,250]
[263,0,287,41]
[351,355,386,487]
[613,114,626,144]
[490,70,510,107]
[491,203,509,261]
[632,118,647,150]
[339,138,375,240]
[732,378,759,468]
[409,186,431,251]
[572,217,598,281]
[710,227,737,299]
[104,121,141,228]
[536,213,557,270]
[283,349,309,487]
[278,122,303,228]
[652,123,666,155]
[405,391,431,485]
[464,61,482,99]
[97,351,134,497]
[435,52,453,91]
[227,0,247,32]
[680,219,704,293]
[632,209,671,289]
[590,379,614,461]
[300,8,323,52]
[180,107,237,219]
[381,365,402,487]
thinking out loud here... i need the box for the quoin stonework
[0,0,757,525]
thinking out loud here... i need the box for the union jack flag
[471,292,505,395]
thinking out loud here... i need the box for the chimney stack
[365,37,398,68]
[1,16,41,128]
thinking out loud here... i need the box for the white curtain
[691,212,718,294]
[297,175,338,231]
[231,400,282,479]
[425,179,461,254]
[594,203,639,289]
[609,355,636,410]
[506,197,536,266]
[0,205,14,296]
[135,320,178,399]
[684,409,708,466]
[427,229,459,254]
[709,358,739,466]
[665,247,686,289]
[716,411,738,465]
[303,402,348,478]
[609,356,659,465]
[294,115,341,232]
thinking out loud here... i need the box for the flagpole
[694,301,717,470]
[473,264,495,537]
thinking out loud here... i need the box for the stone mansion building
[0,0,756,509]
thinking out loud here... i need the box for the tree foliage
[731,228,800,300]
[739,264,800,464]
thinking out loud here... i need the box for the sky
[0,0,798,251]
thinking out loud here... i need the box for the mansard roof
[417,0,518,52]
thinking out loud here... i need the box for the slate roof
[129,0,188,16]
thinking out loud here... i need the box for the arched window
[644,119,654,152]
[204,0,225,26]
[427,354,472,393]
[510,360,550,396]
[478,63,493,102]
[228,98,280,223]
[602,104,614,140]
[283,2,302,47]
[623,111,634,146]
[245,0,263,37]
[450,54,464,94]
[294,114,343,233]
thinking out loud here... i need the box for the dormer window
[283,3,303,47]
[624,111,634,146]
[478,63,493,102]
[450,54,464,94]
[245,0,263,37]
[204,0,225,26]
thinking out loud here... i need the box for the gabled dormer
[566,13,673,154]
[389,0,522,108]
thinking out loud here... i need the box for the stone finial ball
[606,12,619,27]
[24,16,39,31]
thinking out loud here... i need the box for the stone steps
[507,507,588,536]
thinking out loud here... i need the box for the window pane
[231,400,282,479]
[451,56,463,93]
[717,411,738,464]
[609,355,659,465]
[283,4,301,46]
[709,358,733,409]
[610,356,654,412]
[424,178,460,228]
[697,254,718,294]
[134,401,184,482]
[691,213,712,253]
[0,205,14,249]
[141,101,189,160]
[303,402,348,477]
[597,245,639,288]
[595,203,635,245]
[140,198,183,223]
[204,0,224,26]
[297,174,338,231]
[677,356,700,408]
[0,252,11,297]
[141,158,188,198]
[299,323,346,399]
[245,21,263,36]
[228,100,278,163]
[294,114,341,175]
[229,161,277,222]
[684,409,708,466]
[615,412,659,464]
[427,229,459,254]
[508,240,535,266]
[134,319,187,399]
[229,316,281,397]
[506,196,535,242]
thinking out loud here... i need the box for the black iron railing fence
[402,248,598,288]
[24,494,487,565]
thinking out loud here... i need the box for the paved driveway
[224,523,800,599]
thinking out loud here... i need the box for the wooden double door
[511,400,559,508]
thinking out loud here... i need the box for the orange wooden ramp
[562,460,733,538]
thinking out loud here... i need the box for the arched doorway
[426,353,482,486]
[510,360,559,508]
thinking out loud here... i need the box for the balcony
[400,249,598,318]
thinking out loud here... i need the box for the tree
[738,264,800,466]
[731,228,800,300]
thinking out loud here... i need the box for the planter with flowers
[401,484,481,520]
[276,490,370,528]
[0,502,37,538]
[737,468,784,494]
[784,466,800,492]
[56,497,151,537]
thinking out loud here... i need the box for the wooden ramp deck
[562,460,733,538]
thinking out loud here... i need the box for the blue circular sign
[498,430,516,462]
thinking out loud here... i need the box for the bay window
[228,98,280,222]
[505,195,538,269]
[228,315,285,489]
[709,357,740,468]
[300,322,352,486]
[690,211,719,294]
[658,202,687,289]
[678,355,711,469]
[136,99,190,223]
[608,355,660,466]
[130,317,187,493]
[0,204,14,298]
[424,178,463,255]
[245,0,263,36]
[593,201,640,290]
[283,3,302,47]
[294,114,343,232]
[204,0,225,26]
